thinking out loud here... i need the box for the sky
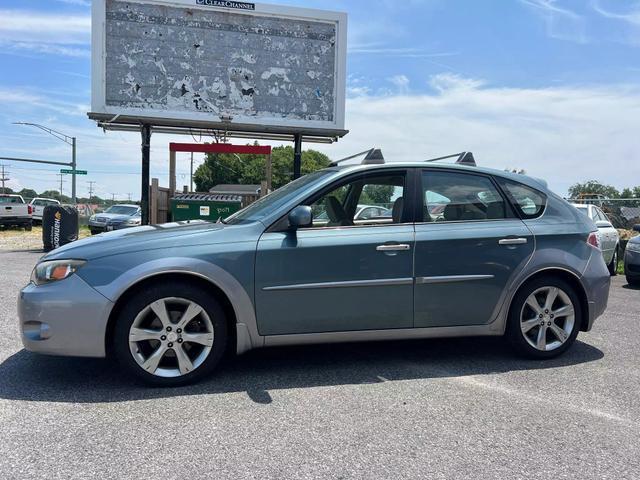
[0,0,639,201]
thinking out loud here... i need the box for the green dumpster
[170,194,242,222]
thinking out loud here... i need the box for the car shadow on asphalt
[0,337,604,404]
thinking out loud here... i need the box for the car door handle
[499,238,528,246]
[376,244,411,252]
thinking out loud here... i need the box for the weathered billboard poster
[90,0,347,136]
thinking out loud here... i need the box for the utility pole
[88,181,96,201]
[127,193,132,202]
[190,152,194,193]
[0,164,9,194]
[57,174,65,199]
[110,193,117,204]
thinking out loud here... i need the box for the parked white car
[572,203,620,275]
[29,197,61,223]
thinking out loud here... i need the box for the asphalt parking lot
[1,250,639,480]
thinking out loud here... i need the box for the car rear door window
[421,170,508,222]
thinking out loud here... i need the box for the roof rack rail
[424,151,476,166]
[329,148,385,167]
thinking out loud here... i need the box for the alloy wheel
[128,297,214,378]
[520,286,575,352]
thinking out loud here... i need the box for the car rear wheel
[627,275,640,287]
[608,248,619,276]
[506,276,582,359]
[113,283,228,386]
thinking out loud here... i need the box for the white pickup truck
[0,194,33,230]
[29,197,61,223]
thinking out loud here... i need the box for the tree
[18,188,38,199]
[567,181,620,200]
[361,185,395,205]
[194,143,331,192]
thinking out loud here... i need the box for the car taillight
[28,205,33,215]
[587,232,600,250]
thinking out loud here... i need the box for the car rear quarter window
[497,179,547,219]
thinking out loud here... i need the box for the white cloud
[519,0,588,43]
[0,87,88,117]
[4,76,640,199]
[429,73,485,93]
[389,75,410,94]
[0,9,90,57]
[315,77,640,197]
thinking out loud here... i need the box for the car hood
[43,220,245,261]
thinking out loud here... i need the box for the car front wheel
[113,283,228,386]
[506,276,582,359]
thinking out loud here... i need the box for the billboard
[89,0,348,137]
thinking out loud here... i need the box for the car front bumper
[18,274,114,358]
[625,248,640,279]
[88,221,107,232]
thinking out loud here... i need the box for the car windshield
[225,170,335,225]
[105,206,138,215]
[0,196,22,204]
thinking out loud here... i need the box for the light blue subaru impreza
[18,156,611,386]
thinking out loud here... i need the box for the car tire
[506,275,582,359]
[626,275,640,287]
[608,248,619,276]
[113,282,228,387]
[25,223,32,232]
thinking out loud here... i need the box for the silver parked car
[19,157,611,386]
[571,203,620,275]
[88,204,142,235]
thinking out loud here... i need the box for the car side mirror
[288,206,313,229]
[595,220,612,229]
[634,224,640,233]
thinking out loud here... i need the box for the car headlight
[30,260,86,286]
[125,218,141,225]
[627,242,640,254]
[89,215,96,221]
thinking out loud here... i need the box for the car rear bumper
[0,217,32,226]
[581,249,611,331]
[18,275,114,358]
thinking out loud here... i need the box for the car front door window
[306,173,406,228]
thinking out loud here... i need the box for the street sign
[60,169,87,175]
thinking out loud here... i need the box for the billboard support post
[141,124,151,225]
[293,134,302,180]
[169,150,177,196]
